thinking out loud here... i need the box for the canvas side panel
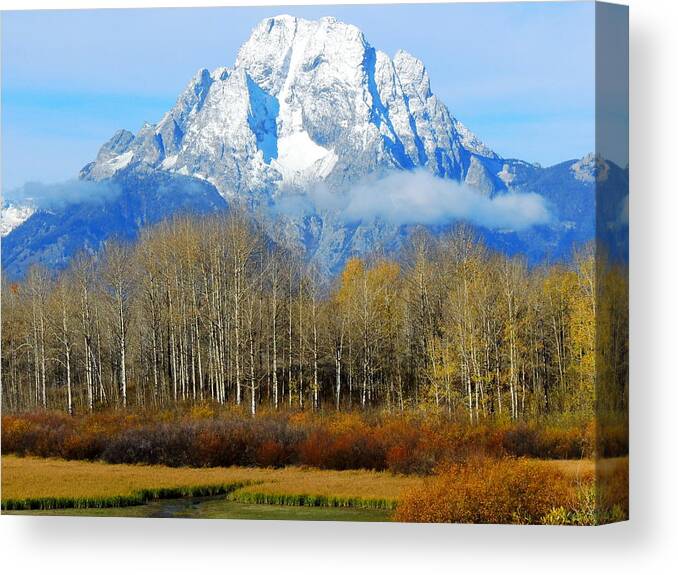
[595,0,629,524]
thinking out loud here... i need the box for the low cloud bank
[4,179,121,209]
[276,170,552,231]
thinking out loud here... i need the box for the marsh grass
[2,455,625,522]
[1,455,421,512]
[229,491,395,510]
[2,483,247,511]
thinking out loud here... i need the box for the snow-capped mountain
[81,15,502,199]
[1,15,628,278]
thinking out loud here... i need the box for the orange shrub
[394,457,575,524]
[1,409,625,472]
[256,439,289,467]
[377,419,435,474]
[1,416,32,453]
[297,425,386,470]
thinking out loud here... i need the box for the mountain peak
[235,14,368,97]
[80,15,501,199]
[79,129,135,180]
[571,152,609,183]
[100,129,135,158]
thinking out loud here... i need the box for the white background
[1,0,676,573]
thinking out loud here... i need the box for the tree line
[1,212,628,419]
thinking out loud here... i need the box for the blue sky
[1,2,596,191]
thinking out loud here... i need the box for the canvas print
[0,2,628,524]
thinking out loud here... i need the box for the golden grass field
[1,455,425,509]
[1,455,625,514]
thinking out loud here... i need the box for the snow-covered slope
[1,203,35,237]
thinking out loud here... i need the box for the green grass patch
[229,489,396,510]
[2,482,249,512]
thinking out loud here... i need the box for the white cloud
[4,179,121,209]
[276,170,552,231]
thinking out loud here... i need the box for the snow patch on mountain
[160,155,179,170]
[1,203,35,236]
[107,150,134,171]
[571,152,609,183]
[497,163,516,186]
[273,132,338,182]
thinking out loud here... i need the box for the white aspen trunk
[118,290,127,408]
[429,338,440,407]
[61,300,73,416]
[335,323,344,411]
[272,284,279,410]
[168,290,178,401]
[152,327,159,404]
[234,266,241,406]
[85,333,93,412]
[362,288,368,409]
[461,273,473,424]
[40,309,47,409]
[398,369,404,413]
[190,322,197,400]
[196,317,203,402]
[348,338,353,409]
[65,344,73,416]
[288,270,293,408]
[80,283,94,412]
[313,307,319,410]
[466,362,473,423]
[31,303,41,409]
[494,340,502,415]
[298,286,304,409]
[95,310,105,404]
[249,309,256,417]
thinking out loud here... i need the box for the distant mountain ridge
[1,15,628,278]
